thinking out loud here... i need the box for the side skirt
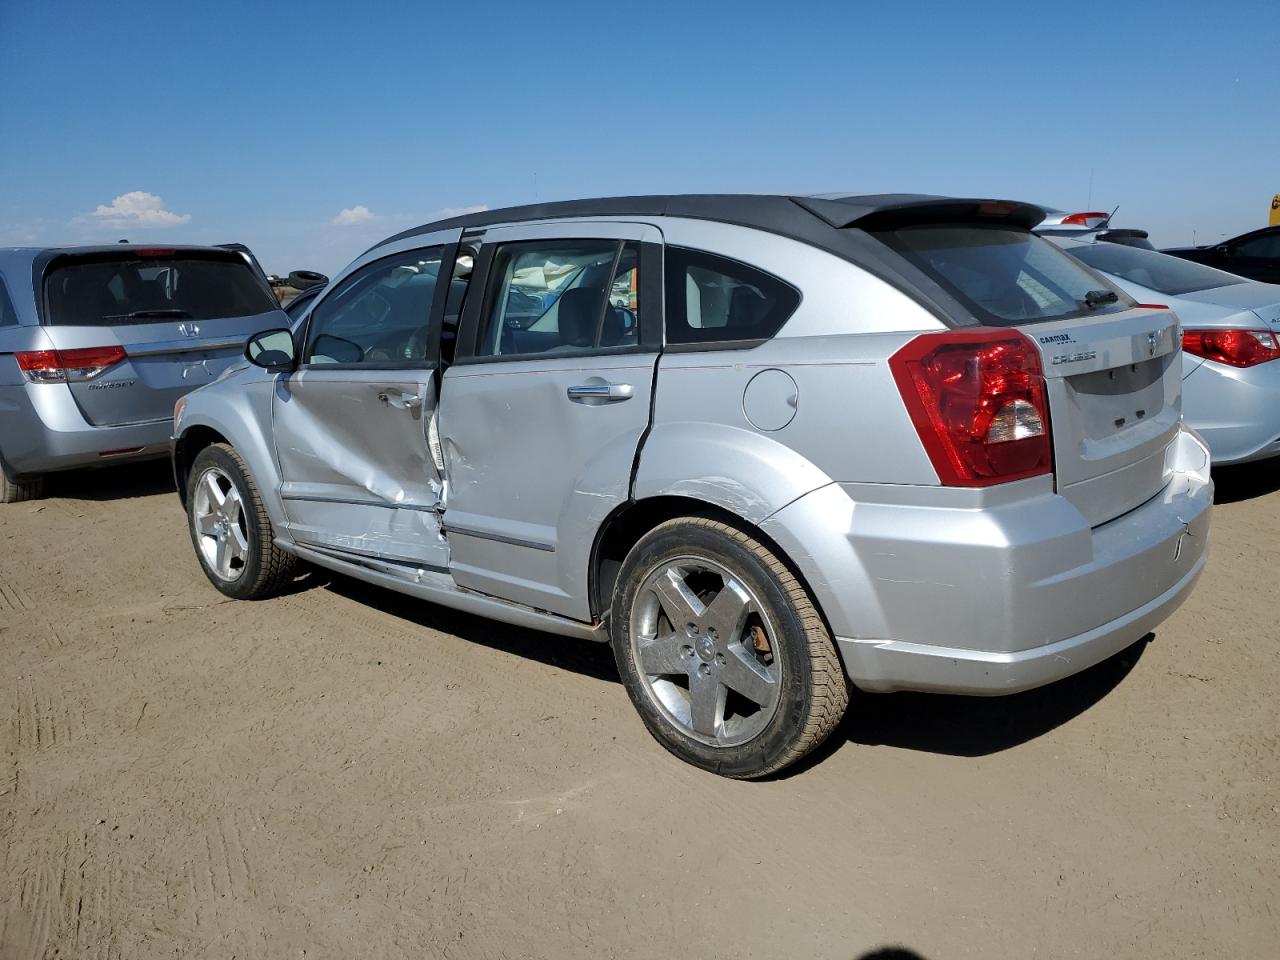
[282,539,608,643]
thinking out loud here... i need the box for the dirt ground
[1,461,1277,960]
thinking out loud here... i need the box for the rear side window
[664,247,799,347]
[872,225,1132,326]
[1233,232,1280,259]
[1069,242,1244,296]
[0,277,16,327]
[43,251,278,326]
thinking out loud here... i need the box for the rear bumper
[835,550,1205,694]
[760,425,1213,696]
[1184,359,1280,465]
[0,381,171,477]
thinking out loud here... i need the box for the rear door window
[43,250,278,325]
[1069,242,1245,295]
[472,240,641,358]
[872,225,1132,326]
[664,247,799,347]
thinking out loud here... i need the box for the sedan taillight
[889,330,1052,487]
[15,346,127,383]
[1181,329,1280,368]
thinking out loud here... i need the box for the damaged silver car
[173,194,1213,778]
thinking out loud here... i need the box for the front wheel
[187,443,298,599]
[610,516,849,778]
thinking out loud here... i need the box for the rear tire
[187,443,298,599]
[1,467,44,503]
[610,516,849,778]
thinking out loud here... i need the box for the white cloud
[438,204,488,218]
[331,205,378,226]
[83,191,191,227]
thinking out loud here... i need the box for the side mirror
[245,328,297,370]
[1213,243,1230,256]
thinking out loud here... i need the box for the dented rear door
[272,237,458,570]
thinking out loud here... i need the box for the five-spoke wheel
[186,443,298,599]
[611,516,849,779]
[192,466,250,581]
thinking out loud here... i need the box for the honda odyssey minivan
[0,244,286,501]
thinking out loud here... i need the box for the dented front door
[272,241,453,570]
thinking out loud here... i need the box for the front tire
[1,467,43,504]
[610,516,849,778]
[187,443,297,599]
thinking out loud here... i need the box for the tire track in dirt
[12,677,83,753]
[2,829,130,960]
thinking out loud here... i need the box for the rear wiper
[102,309,193,320]
[1083,289,1119,309]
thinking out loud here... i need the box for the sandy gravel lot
[1,460,1277,959]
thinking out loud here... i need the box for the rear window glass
[44,251,278,326]
[1068,242,1245,296]
[872,224,1131,326]
[664,247,799,346]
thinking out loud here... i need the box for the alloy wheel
[191,466,250,581]
[628,556,782,747]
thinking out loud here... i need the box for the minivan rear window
[1067,241,1245,296]
[872,224,1131,326]
[43,250,278,326]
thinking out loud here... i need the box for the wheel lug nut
[715,652,726,666]
[698,663,711,677]
[686,623,699,636]
[707,628,718,641]
[681,645,694,658]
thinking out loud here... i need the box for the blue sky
[2,0,1276,276]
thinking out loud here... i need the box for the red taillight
[15,346,127,383]
[1181,329,1280,368]
[132,248,176,257]
[1060,211,1110,226]
[889,330,1052,487]
[1134,303,1169,310]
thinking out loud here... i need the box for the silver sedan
[1056,236,1280,464]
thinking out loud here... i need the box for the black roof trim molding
[794,195,1047,231]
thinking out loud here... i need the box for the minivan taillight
[15,346,127,383]
[1181,329,1280,368]
[889,330,1052,487]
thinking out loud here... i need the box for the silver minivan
[172,194,1213,777]
[0,244,286,501]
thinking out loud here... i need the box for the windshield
[44,251,279,325]
[872,224,1131,326]
[1067,242,1246,296]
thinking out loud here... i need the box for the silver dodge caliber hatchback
[173,194,1213,777]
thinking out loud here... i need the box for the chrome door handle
[567,382,633,403]
[378,390,423,411]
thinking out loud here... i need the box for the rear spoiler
[793,196,1047,231]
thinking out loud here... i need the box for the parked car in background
[1036,208,1155,248]
[1054,236,1280,464]
[0,244,288,502]
[172,193,1212,777]
[1164,225,1280,284]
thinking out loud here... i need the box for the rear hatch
[39,247,284,427]
[866,215,1183,526]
